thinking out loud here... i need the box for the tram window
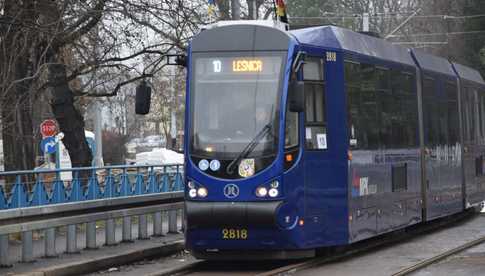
[423,77,439,146]
[446,82,459,144]
[305,83,327,150]
[472,89,478,141]
[285,101,299,149]
[400,72,418,147]
[303,59,324,81]
[303,58,327,150]
[480,95,485,139]
[344,61,361,86]
[377,68,393,147]
[479,94,484,140]
[462,87,470,142]
[344,61,380,150]
[463,87,476,142]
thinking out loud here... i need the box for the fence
[0,164,185,267]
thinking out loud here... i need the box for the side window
[394,71,418,148]
[345,61,418,150]
[303,58,327,150]
[284,102,299,149]
[462,86,470,142]
[446,82,459,145]
[479,91,485,140]
[423,77,438,146]
[462,86,476,143]
[472,88,479,141]
[345,61,380,149]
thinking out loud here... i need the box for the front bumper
[185,200,283,229]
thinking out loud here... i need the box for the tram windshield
[190,52,286,159]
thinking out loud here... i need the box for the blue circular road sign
[40,137,57,154]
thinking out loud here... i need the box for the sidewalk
[2,218,184,275]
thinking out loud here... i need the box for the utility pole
[362,13,370,32]
[94,102,104,167]
[170,65,177,150]
[231,0,240,20]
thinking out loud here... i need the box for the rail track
[390,234,485,276]
[158,209,481,276]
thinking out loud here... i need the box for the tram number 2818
[222,228,248,240]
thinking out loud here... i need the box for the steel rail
[391,235,485,276]
[257,210,477,276]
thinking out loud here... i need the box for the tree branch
[54,0,106,49]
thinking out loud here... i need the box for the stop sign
[40,119,58,137]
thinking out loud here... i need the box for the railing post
[45,228,57,257]
[138,214,148,239]
[66,224,78,253]
[168,209,178,233]
[122,216,132,242]
[180,208,185,232]
[105,218,116,246]
[86,221,97,249]
[21,231,34,262]
[86,168,98,249]
[0,234,10,267]
[153,212,163,236]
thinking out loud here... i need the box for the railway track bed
[89,210,485,276]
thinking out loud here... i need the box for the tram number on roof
[232,59,263,72]
[326,52,337,62]
[222,228,248,239]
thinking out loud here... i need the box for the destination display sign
[232,59,263,72]
[195,56,282,77]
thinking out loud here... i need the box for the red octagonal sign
[40,119,58,137]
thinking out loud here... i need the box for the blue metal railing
[0,164,184,210]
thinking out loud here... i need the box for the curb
[15,240,185,276]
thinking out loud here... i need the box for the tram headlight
[268,188,279,198]
[197,187,208,198]
[256,186,268,197]
[188,188,197,198]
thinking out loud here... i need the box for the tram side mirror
[289,81,305,112]
[167,54,187,67]
[135,80,152,115]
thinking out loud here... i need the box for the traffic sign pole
[40,119,58,168]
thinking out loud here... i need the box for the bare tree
[0,0,210,172]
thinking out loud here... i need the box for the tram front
[184,21,310,259]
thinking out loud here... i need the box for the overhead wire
[290,14,485,20]
[387,30,485,38]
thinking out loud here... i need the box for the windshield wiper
[226,123,272,174]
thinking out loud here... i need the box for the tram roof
[289,25,416,67]
[411,49,456,77]
[452,62,485,85]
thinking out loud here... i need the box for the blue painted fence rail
[0,164,184,210]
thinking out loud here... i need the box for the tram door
[421,76,462,220]
[302,56,328,241]
[301,53,347,244]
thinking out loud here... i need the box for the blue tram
[182,21,485,259]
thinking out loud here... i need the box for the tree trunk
[48,64,92,169]
[0,0,36,184]
[247,0,257,19]
[231,0,241,20]
[216,0,231,20]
